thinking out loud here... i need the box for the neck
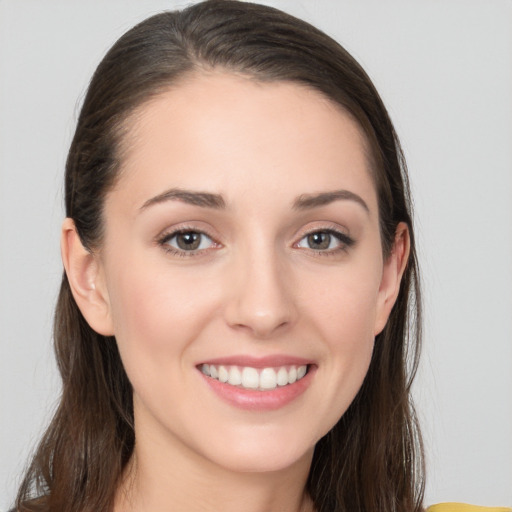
[114,416,315,512]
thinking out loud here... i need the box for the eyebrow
[293,190,370,213]
[140,188,226,211]
[139,187,369,214]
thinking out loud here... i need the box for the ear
[61,218,114,336]
[374,222,410,336]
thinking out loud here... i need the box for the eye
[160,230,216,254]
[296,229,354,252]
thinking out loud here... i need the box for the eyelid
[293,223,356,253]
[155,224,222,256]
[154,221,355,258]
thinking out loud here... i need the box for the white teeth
[201,363,309,390]
[218,365,229,383]
[259,368,277,390]
[228,366,242,386]
[242,367,259,389]
[277,367,288,386]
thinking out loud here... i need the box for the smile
[200,364,308,391]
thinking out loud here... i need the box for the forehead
[113,71,377,211]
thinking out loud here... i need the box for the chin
[214,446,314,475]
[194,424,318,475]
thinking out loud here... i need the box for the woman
[10,1,507,511]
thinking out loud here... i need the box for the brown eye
[176,232,201,250]
[162,230,215,253]
[296,229,355,253]
[306,232,331,250]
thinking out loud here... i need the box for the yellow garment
[428,504,511,512]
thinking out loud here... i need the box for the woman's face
[93,72,402,473]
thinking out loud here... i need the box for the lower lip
[199,366,315,411]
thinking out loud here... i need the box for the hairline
[109,66,383,224]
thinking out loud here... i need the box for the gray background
[1,0,511,508]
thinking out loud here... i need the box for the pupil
[177,232,200,250]
[308,232,330,250]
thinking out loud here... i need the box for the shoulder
[427,504,512,512]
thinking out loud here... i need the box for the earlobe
[61,218,114,336]
[374,222,410,335]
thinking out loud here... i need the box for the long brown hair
[15,1,424,510]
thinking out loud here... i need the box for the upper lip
[197,354,314,369]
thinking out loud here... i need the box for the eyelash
[295,228,355,255]
[157,227,219,257]
[156,227,355,258]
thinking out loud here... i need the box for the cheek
[305,262,381,342]
[299,262,380,417]
[104,259,224,426]
[105,254,218,368]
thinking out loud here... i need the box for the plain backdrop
[1,0,511,509]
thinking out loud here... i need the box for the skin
[62,72,409,512]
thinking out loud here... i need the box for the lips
[197,356,315,411]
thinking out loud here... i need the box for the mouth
[199,363,309,391]
[197,357,315,411]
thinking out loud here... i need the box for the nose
[224,249,297,339]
